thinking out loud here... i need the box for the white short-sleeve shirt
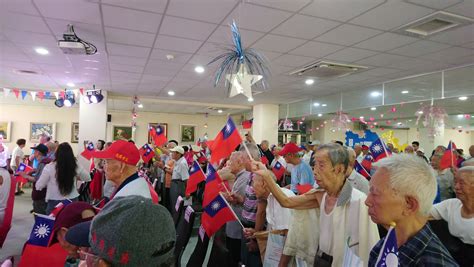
[10,146,24,170]
[430,198,474,245]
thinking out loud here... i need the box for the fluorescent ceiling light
[194,66,205,73]
[168,90,175,96]
[35,47,49,55]
[305,79,314,85]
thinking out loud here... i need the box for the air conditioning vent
[395,11,473,37]
[289,61,367,79]
[13,69,41,75]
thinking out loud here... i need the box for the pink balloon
[386,120,391,125]
[391,107,397,112]
[369,117,375,121]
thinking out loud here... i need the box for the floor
[0,188,199,266]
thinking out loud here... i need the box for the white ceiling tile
[159,16,216,41]
[3,30,57,48]
[207,25,265,46]
[195,42,228,57]
[259,50,283,61]
[251,0,311,12]
[325,47,379,62]
[420,47,474,63]
[271,14,340,40]
[109,55,148,67]
[354,32,418,51]
[314,24,382,46]
[150,49,193,63]
[288,41,344,57]
[45,18,105,43]
[143,65,180,76]
[355,53,411,67]
[154,35,202,53]
[300,0,385,22]
[109,63,144,74]
[105,27,155,47]
[189,54,215,66]
[461,42,474,49]
[146,59,185,71]
[223,3,292,32]
[429,24,474,45]
[387,58,438,70]
[166,0,236,23]
[272,54,317,67]
[349,1,434,30]
[446,1,474,18]
[389,40,451,57]
[107,43,151,58]
[102,5,162,33]
[406,0,462,10]
[34,0,101,25]
[101,0,167,14]
[252,34,307,53]
[0,12,50,34]
[361,67,405,77]
[2,0,40,16]
[141,74,172,83]
[270,65,299,75]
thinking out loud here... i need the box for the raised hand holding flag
[186,161,206,197]
[150,125,167,147]
[440,141,457,170]
[354,160,371,180]
[80,142,95,160]
[139,143,155,164]
[201,193,238,237]
[203,164,226,207]
[370,138,391,162]
[16,163,33,183]
[272,161,286,181]
[209,117,242,164]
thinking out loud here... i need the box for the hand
[251,160,266,172]
[243,228,256,239]
[17,171,26,177]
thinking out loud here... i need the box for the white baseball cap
[170,146,184,155]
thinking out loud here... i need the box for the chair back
[174,206,196,267]
[173,196,185,226]
[186,226,210,267]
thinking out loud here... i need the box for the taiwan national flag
[209,117,242,164]
[272,161,286,181]
[203,164,224,207]
[440,141,457,170]
[139,143,155,164]
[201,193,236,237]
[260,155,269,166]
[27,214,55,247]
[370,138,391,162]
[296,184,313,195]
[242,119,253,129]
[80,142,95,160]
[375,225,399,267]
[186,161,206,197]
[16,163,33,184]
[49,199,72,218]
[361,155,374,172]
[354,161,371,180]
[150,125,168,147]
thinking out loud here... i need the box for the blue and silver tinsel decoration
[208,21,270,97]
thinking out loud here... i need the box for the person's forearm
[255,201,267,231]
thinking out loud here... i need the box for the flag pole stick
[219,192,246,229]
[241,140,254,161]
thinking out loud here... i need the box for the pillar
[418,127,444,155]
[78,91,108,169]
[252,104,279,145]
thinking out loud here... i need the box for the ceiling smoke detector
[395,11,473,37]
[289,61,367,79]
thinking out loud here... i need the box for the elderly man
[256,143,379,266]
[431,153,455,201]
[366,154,457,266]
[279,142,314,194]
[404,145,415,154]
[167,146,189,213]
[92,140,157,202]
[223,151,252,265]
[258,140,274,166]
[346,147,369,194]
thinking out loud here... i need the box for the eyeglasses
[78,250,101,267]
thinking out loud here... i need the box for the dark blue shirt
[369,223,458,266]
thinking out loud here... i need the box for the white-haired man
[366,154,458,266]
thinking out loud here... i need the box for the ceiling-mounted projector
[58,24,97,55]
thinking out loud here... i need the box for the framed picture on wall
[180,124,196,143]
[71,122,79,143]
[112,125,134,141]
[147,123,168,144]
[30,122,56,142]
[0,121,12,142]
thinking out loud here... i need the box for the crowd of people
[0,130,473,266]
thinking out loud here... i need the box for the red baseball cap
[92,140,140,165]
[279,142,303,156]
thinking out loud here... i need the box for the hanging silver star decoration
[226,65,262,99]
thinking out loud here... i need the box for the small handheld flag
[150,125,167,147]
[16,163,33,183]
[440,141,457,170]
[242,119,253,129]
[186,161,206,197]
[27,214,55,247]
[354,161,371,180]
[203,164,225,207]
[201,193,237,237]
[209,117,242,164]
[296,184,313,195]
[361,154,374,172]
[370,138,391,162]
[49,199,72,218]
[272,161,286,181]
[139,143,155,164]
[80,142,95,160]
[375,224,399,267]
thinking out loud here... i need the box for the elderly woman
[366,154,457,266]
[430,166,474,245]
[255,143,379,266]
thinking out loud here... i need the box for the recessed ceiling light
[67,82,75,87]
[313,102,320,107]
[418,111,424,114]
[168,90,175,96]
[360,116,364,119]
[138,103,144,108]
[370,91,381,97]
[457,114,464,118]
[35,47,49,55]
[408,119,412,122]
[194,66,205,73]
[305,79,314,85]
[401,90,409,94]
[457,125,462,128]
[85,67,99,70]
[64,71,70,74]
[370,107,376,111]
[317,113,322,117]
[217,109,223,113]
[248,97,254,102]
[459,96,468,100]
[397,122,403,125]
[322,104,327,107]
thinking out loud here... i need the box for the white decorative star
[226,65,262,99]
[211,201,221,211]
[34,223,51,238]
[373,145,382,152]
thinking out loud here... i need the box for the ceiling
[1,0,473,108]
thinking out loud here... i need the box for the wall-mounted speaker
[107,114,112,122]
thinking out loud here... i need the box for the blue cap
[65,221,92,247]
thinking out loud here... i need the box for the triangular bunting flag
[54,92,60,100]
[73,89,79,98]
[21,90,28,100]
[79,88,84,95]
[45,91,51,99]
[38,91,45,100]
[30,91,37,101]
[3,88,11,97]
[13,89,20,99]
[59,91,65,99]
